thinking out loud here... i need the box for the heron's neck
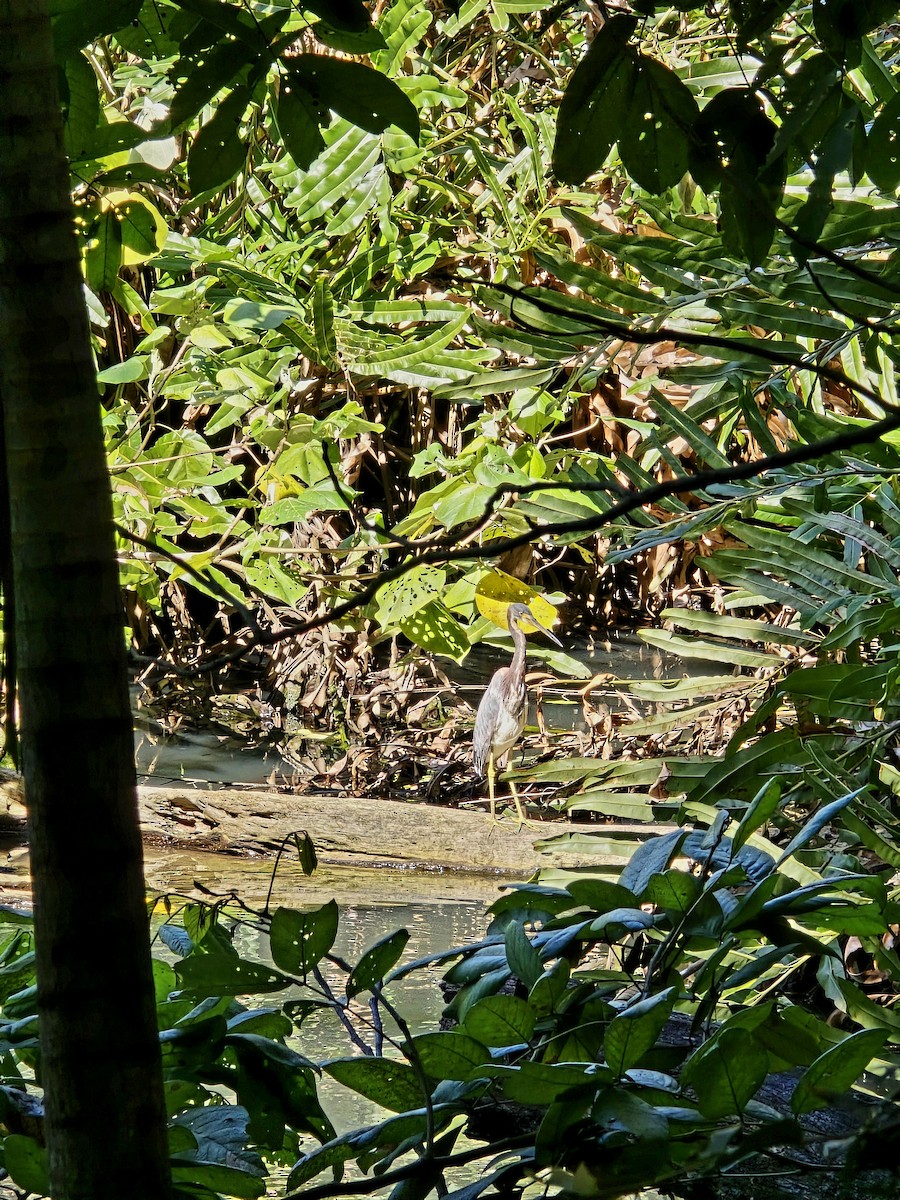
[510,627,526,687]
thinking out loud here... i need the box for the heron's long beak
[523,612,562,647]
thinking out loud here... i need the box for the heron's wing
[473,668,526,771]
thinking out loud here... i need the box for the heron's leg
[508,778,527,827]
[486,756,497,823]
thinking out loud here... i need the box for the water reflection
[134,631,706,789]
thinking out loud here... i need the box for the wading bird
[473,602,562,823]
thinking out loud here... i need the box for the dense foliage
[1,0,899,1195]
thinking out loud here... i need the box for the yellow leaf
[474,569,559,631]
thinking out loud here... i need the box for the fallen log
[1,768,654,876]
[136,784,649,875]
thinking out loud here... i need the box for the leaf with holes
[324,1057,426,1112]
[346,929,410,998]
[270,902,338,977]
[374,565,446,628]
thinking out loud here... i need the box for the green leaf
[399,600,469,660]
[107,193,167,264]
[222,298,301,329]
[3,1134,50,1197]
[683,1026,768,1118]
[149,430,214,486]
[346,929,410,998]
[289,55,419,141]
[604,988,676,1077]
[732,780,782,853]
[642,870,701,915]
[170,1162,265,1197]
[775,790,859,867]
[504,920,543,989]
[553,15,638,183]
[620,830,687,894]
[324,1057,425,1112]
[61,53,100,160]
[637,628,778,668]
[431,482,495,529]
[113,0,182,56]
[374,566,446,628]
[312,273,337,364]
[412,1031,490,1081]
[84,206,123,291]
[51,0,142,55]
[462,995,536,1047]
[275,79,326,170]
[791,1028,886,1115]
[304,0,371,33]
[621,56,697,191]
[188,85,251,195]
[97,357,149,384]
[867,93,900,191]
[175,953,293,998]
[168,39,256,129]
[269,902,338,976]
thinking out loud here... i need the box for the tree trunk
[0,5,171,1197]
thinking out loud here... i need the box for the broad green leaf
[175,953,293,998]
[3,1135,50,1197]
[170,1162,264,1198]
[619,831,687,894]
[683,1027,768,1118]
[412,1031,490,1081]
[288,56,419,141]
[493,1060,610,1106]
[102,191,168,265]
[269,902,338,976]
[642,870,701,915]
[867,93,900,191]
[400,600,469,659]
[188,85,252,195]
[462,995,536,1047]
[276,79,326,171]
[304,0,371,32]
[51,0,142,54]
[84,206,123,291]
[592,1088,669,1140]
[553,15,638,183]
[732,780,782,853]
[324,1057,425,1112]
[113,0,182,56]
[504,920,543,989]
[374,566,446,628]
[97,357,149,384]
[604,987,676,1076]
[432,483,495,529]
[222,298,302,329]
[346,929,410,998]
[621,56,697,192]
[791,1028,886,1115]
[61,52,100,160]
[148,430,214,486]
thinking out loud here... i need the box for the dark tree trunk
[0,4,171,1197]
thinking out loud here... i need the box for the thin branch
[282,1136,534,1200]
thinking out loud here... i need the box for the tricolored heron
[473,602,561,823]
